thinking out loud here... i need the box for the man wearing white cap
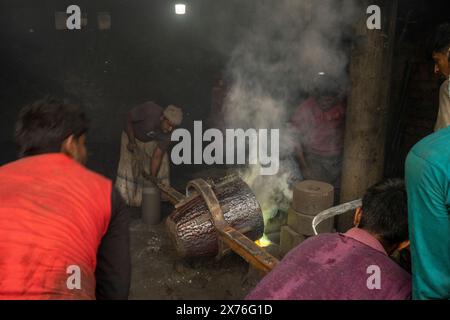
[116,101,183,207]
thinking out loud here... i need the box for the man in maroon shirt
[116,102,183,206]
[246,179,411,300]
[291,84,346,201]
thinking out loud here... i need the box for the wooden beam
[338,0,399,231]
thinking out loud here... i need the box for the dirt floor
[127,165,281,300]
[128,205,259,300]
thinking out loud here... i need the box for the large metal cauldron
[165,176,264,258]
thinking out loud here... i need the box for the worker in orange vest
[0,97,130,300]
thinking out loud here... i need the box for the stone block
[292,180,334,216]
[280,226,306,256]
[287,207,334,236]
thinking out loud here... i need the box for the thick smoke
[223,0,360,222]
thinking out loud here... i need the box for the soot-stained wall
[385,0,448,178]
[0,0,252,182]
[1,0,448,184]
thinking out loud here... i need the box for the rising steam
[223,0,360,222]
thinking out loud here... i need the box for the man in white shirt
[432,23,450,131]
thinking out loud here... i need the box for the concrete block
[280,226,306,256]
[292,180,334,216]
[264,210,287,234]
[287,207,334,236]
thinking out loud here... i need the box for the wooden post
[337,0,398,232]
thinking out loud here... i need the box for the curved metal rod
[312,199,362,235]
[186,178,228,230]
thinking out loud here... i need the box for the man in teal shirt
[405,127,450,300]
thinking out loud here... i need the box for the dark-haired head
[354,179,410,255]
[432,23,450,78]
[15,96,89,164]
